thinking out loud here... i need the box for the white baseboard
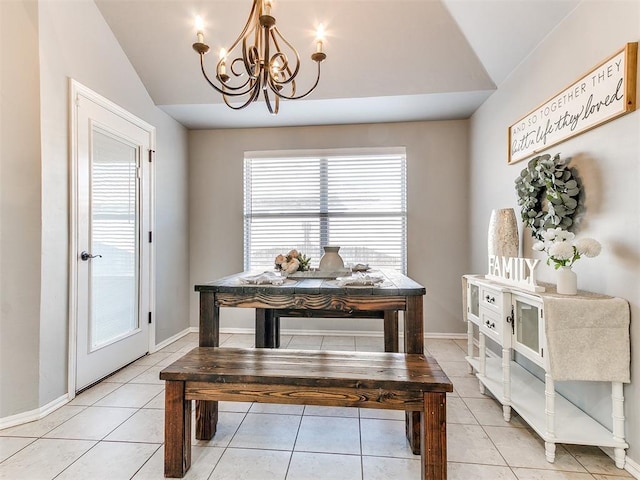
[600,447,640,479]
[153,327,193,352]
[0,394,69,431]
[624,455,640,478]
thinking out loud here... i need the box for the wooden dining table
[194,269,427,453]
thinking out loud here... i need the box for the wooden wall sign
[508,42,637,165]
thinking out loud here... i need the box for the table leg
[196,291,219,440]
[199,291,219,347]
[405,295,424,454]
[256,308,279,348]
[421,392,447,480]
[165,381,191,478]
[384,311,399,352]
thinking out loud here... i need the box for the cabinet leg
[611,381,626,469]
[545,442,556,463]
[502,347,511,423]
[502,405,511,422]
[467,319,474,374]
[614,448,626,469]
[478,333,486,395]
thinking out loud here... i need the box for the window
[244,148,407,272]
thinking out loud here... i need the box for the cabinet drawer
[479,310,502,341]
[480,286,501,313]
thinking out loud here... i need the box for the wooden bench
[160,347,453,480]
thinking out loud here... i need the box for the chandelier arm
[222,58,254,91]
[269,27,301,85]
[199,54,261,97]
[271,62,322,100]
[242,34,261,79]
[262,25,271,92]
[222,78,262,110]
[263,86,275,114]
[198,54,233,96]
[224,0,260,69]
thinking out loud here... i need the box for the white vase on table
[318,246,344,271]
[556,266,577,295]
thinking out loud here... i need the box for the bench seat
[160,347,453,479]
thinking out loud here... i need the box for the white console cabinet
[463,275,630,469]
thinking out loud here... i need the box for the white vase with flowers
[532,228,601,295]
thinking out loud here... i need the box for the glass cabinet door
[514,298,542,364]
[468,283,479,319]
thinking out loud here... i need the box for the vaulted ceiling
[95,0,580,129]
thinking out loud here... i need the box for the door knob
[80,251,102,261]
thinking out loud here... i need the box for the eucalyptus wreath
[514,153,582,240]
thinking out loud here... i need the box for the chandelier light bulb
[195,16,205,43]
[218,49,227,77]
[315,24,325,53]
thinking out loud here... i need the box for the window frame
[243,147,407,273]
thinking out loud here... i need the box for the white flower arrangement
[274,249,311,274]
[532,227,601,269]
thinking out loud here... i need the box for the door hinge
[148,312,152,324]
[148,231,152,243]
[541,348,544,357]
[148,149,155,162]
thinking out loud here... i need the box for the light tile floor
[0,333,633,480]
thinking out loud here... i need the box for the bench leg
[405,296,425,454]
[195,400,218,440]
[165,381,191,478]
[421,392,447,480]
[407,412,421,454]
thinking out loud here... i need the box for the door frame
[68,79,156,397]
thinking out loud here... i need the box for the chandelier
[193,1,327,114]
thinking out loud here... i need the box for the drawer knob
[485,295,496,304]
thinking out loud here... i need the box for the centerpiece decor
[275,249,311,274]
[318,245,344,271]
[515,153,582,240]
[532,227,602,295]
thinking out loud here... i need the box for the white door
[72,82,154,391]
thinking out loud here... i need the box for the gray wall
[0,0,42,415]
[469,0,640,466]
[0,0,190,418]
[189,121,470,335]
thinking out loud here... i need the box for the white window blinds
[244,149,407,272]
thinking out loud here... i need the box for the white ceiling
[95,0,580,129]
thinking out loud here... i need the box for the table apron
[184,381,428,411]
[215,293,408,311]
